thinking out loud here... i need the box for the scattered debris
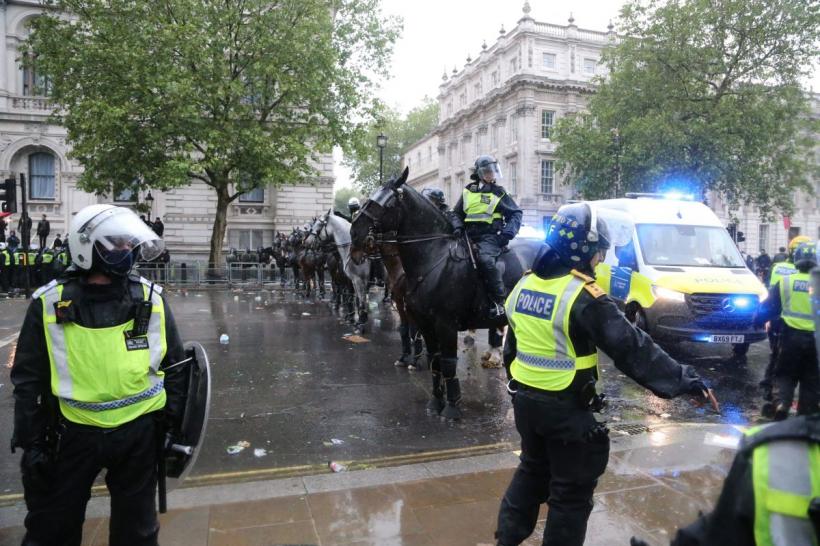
[219,334,230,345]
[226,445,244,455]
[703,433,740,450]
[660,413,671,419]
[302,312,312,316]
[343,335,369,343]
[330,438,344,445]
[328,461,347,473]
[253,448,268,458]
[237,440,251,448]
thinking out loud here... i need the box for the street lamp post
[145,190,154,217]
[376,133,388,186]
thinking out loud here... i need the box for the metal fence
[134,262,300,287]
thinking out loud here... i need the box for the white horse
[307,210,371,333]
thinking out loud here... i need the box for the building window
[543,53,557,70]
[29,152,55,200]
[229,229,272,250]
[759,224,769,251]
[491,71,499,87]
[447,102,453,116]
[491,125,498,149]
[417,151,421,166]
[239,186,265,203]
[474,133,481,156]
[583,58,597,75]
[509,58,517,76]
[428,146,433,161]
[444,176,452,204]
[21,54,51,96]
[541,110,555,139]
[540,160,554,194]
[510,115,519,144]
[509,162,517,195]
[114,187,136,202]
[473,83,481,100]
[459,92,467,107]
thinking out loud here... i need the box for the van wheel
[634,308,649,334]
[732,343,750,357]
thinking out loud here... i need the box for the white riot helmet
[348,197,361,211]
[69,204,164,274]
[30,243,39,251]
[0,242,6,251]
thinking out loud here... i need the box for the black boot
[442,378,462,420]
[427,371,445,414]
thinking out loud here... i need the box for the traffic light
[0,177,16,213]
[727,223,746,244]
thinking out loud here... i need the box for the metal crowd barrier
[134,262,299,288]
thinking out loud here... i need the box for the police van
[591,193,768,355]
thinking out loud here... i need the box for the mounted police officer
[632,414,820,546]
[451,155,522,318]
[756,241,820,419]
[495,202,718,546]
[11,204,187,546]
[348,197,361,220]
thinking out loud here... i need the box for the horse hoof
[426,398,445,415]
[441,404,462,421]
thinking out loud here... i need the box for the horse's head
[305,211,331,248]
[350,167,409,259]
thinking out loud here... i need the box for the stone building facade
[405,2,819,256]
[0,0,334,261]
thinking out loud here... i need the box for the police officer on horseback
[495,202,718,546]
[451,155,522,318]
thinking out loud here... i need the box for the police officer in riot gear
[755,242,820,419]
[451,155,522,318]
[348,197,361,219]
[495,203,718,546]
[11,204,187,546]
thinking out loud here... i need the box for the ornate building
[405,2,819,255]
[0,0,334,260]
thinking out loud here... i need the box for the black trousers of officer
[22,413,160,546]
[0,266,9,292]
[472,234,506,304]
[496,388,610,546]
[773,328,820,417]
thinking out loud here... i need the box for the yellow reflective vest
[746,426,820,545]
[0,249,9,267]
[769,261,796,289]
[36,279,168,427]
[462,188,503,224]
[505,271,599,391]
[779,271,813,332]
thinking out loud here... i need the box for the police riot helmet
[793,242,817,270]
[421,187,446,208]
[348,197,361,213]
[545,202,611,269]
[788,235,811,260]
[69,204,164,276]
[0,242,6,251]
[470,155,503,183]
[30,243,39,252]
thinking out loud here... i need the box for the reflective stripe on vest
[752,439,820,546]
[769,262,796,289]
[41,282,167,427]
[505,272,598,391]
[463,188,503,223]
[780,272,813,332]
[0,250,9,266]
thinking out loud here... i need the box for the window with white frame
[239,184,265,203]
[417,151,422,166]
[114,187,136,202]
[509,58,517,76]
[759,224,770,252]
[428,146,432,161]
[21,54,52,96]
[229,229,273,250]
[583,58,597,75]
[491,125,498,149]
[510,115,519,144]
[509,162,517,195]
[473,82,481,100]
[447,102,453,116]
[29,152,55,200]
[542,52,557,70]
[459,92,467,106]
[541,110,555,139]
[540,160,554,194]
[491,71,499,87]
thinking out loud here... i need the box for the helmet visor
[84,207,164,263]
[478,162,503,181]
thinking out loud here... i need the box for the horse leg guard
[440,358,462,420]
[426,353,445,414]
[396,323,412,367]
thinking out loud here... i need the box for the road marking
[0,333,17,349]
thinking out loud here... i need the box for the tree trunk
[208,186,230,278]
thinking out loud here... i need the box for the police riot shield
[812,267,820,364]
[165,341,211,487]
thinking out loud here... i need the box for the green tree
[26,0,400,267]
[344,97,439,194]
[554,0,819,216]
[333,187,365,214]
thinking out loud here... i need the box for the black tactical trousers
[496,389,610,546]
[473,235,505,304]
[22,413,160,546]
[774,328,820,417]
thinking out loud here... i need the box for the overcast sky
[333,0,819,190]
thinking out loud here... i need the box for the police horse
[306,212,371,334]
[350,168,541,419]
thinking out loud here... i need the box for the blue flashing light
[732,296,752,310]
[663,191,694,201]
[694,334,711,342]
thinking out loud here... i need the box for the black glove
[21,444,54,491]
[498,233,512,247]
[453,228,464,239]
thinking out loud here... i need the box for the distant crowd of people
[740,246,791,284]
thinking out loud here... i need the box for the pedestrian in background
[36,214,50,249]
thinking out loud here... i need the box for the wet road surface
[0,288,772,497]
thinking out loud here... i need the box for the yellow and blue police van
[591,193,768,356]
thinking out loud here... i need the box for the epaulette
[571,269,607,299]
[130,274,163,295]
[740,415,820,453]
[31,278,65,300]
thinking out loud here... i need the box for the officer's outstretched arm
[10,299,52,451]
[574,293,705,399]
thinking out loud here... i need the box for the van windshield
[637,224,745,268]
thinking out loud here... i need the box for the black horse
[350,168,541,419]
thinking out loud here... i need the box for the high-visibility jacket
[27,251,37,266]
[0,249,9,267]
[505,271,599,391]
[462,188,503,224]
[13,250,25,266]
[41,251,54,264]
[35,278,167,428]
[745,424,820,546]
[770,261,796,288]
[779,271,813,332]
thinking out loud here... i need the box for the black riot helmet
[545,203,611,272]
[470,155,503,183]
[421,187,447,208]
